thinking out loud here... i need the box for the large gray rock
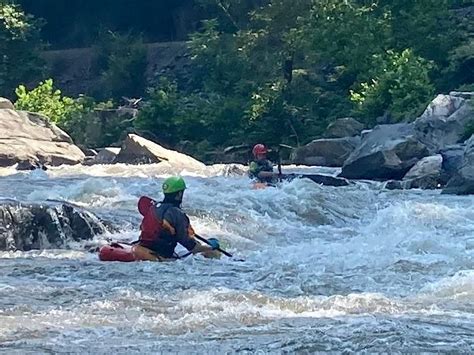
[404,155,443,180]
[449,91,474,100]
[291,137,360,167]
[0,109,85,167]
[93,147,121,164]
[0,97,14,110]
[440,144,465,179]
[401,155,444,189]
[114,134,206,169]
[340,123,429,180]
[414,93,474,152]
[0,200,110,251]
[442,136,474,195]
[324,117,364,138]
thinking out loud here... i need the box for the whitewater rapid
[0,163,472,353]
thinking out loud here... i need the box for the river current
[0,163,472,353]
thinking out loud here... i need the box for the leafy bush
[14,79,122,147]
[350,49,435,123]
[59,96,117,147]
[15,79,79,124]
[0,3,45,97]
[134,78,181,145]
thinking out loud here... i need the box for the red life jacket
[137,196,169,248]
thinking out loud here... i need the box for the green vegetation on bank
[1,1,473,157]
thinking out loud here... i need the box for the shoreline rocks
[0,104,85,167]
[113,134,205,169]
[291,137,360,167]
[340,123,429,180]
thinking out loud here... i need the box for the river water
[0,163,472,353]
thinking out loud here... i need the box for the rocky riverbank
[2,92,474,194]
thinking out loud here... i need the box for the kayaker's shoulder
[157,204,186,219]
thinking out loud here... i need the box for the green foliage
[14,79,79,124]
[0,3,44,97]
[6,0,472,156]
[59,96,119,147]
[134,78,181,145]
[92,30,147,100]
[14,79,122,147]
[350,49,435,123]
[302,1,389,79]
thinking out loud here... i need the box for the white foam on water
[0,163,473,352]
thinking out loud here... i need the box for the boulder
[442,136,474,195]
[340,123,429,180]
[0,200,110,251]
[16,159,48,171]
[414,93,474,152]
[403,155,443,180]
[78,145,98,157]
[402,155,444,189]
[449,91,474,100]
[291,137,360,167]
[114,134,205,169]
[0,97,14,110]
[0,109,85,167]
[324,117,364,138]
[298,174,350,187]
[283,173,349,186]
[384,180,404,190]
[440,144,465,179]
[93,147,121,164]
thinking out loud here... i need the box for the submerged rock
[0,200,110,251]
[284,173,350,187]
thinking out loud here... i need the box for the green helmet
[162,176,186,194]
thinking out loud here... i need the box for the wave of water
[0,164,473,353]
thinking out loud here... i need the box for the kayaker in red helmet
[138,176,219,259]
[249,144,280,184]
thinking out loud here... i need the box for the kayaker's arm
[249,160,279,180]
[163,208,197,252]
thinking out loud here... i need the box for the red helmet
[252,144,268,157]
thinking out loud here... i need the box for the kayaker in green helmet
[249,144,281,184]
[137,176,220,259]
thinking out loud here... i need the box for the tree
[0,2,44,97]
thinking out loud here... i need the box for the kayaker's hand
[207,238,220,250]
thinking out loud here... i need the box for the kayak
[98,242,175,262]
[98,242,222,262]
